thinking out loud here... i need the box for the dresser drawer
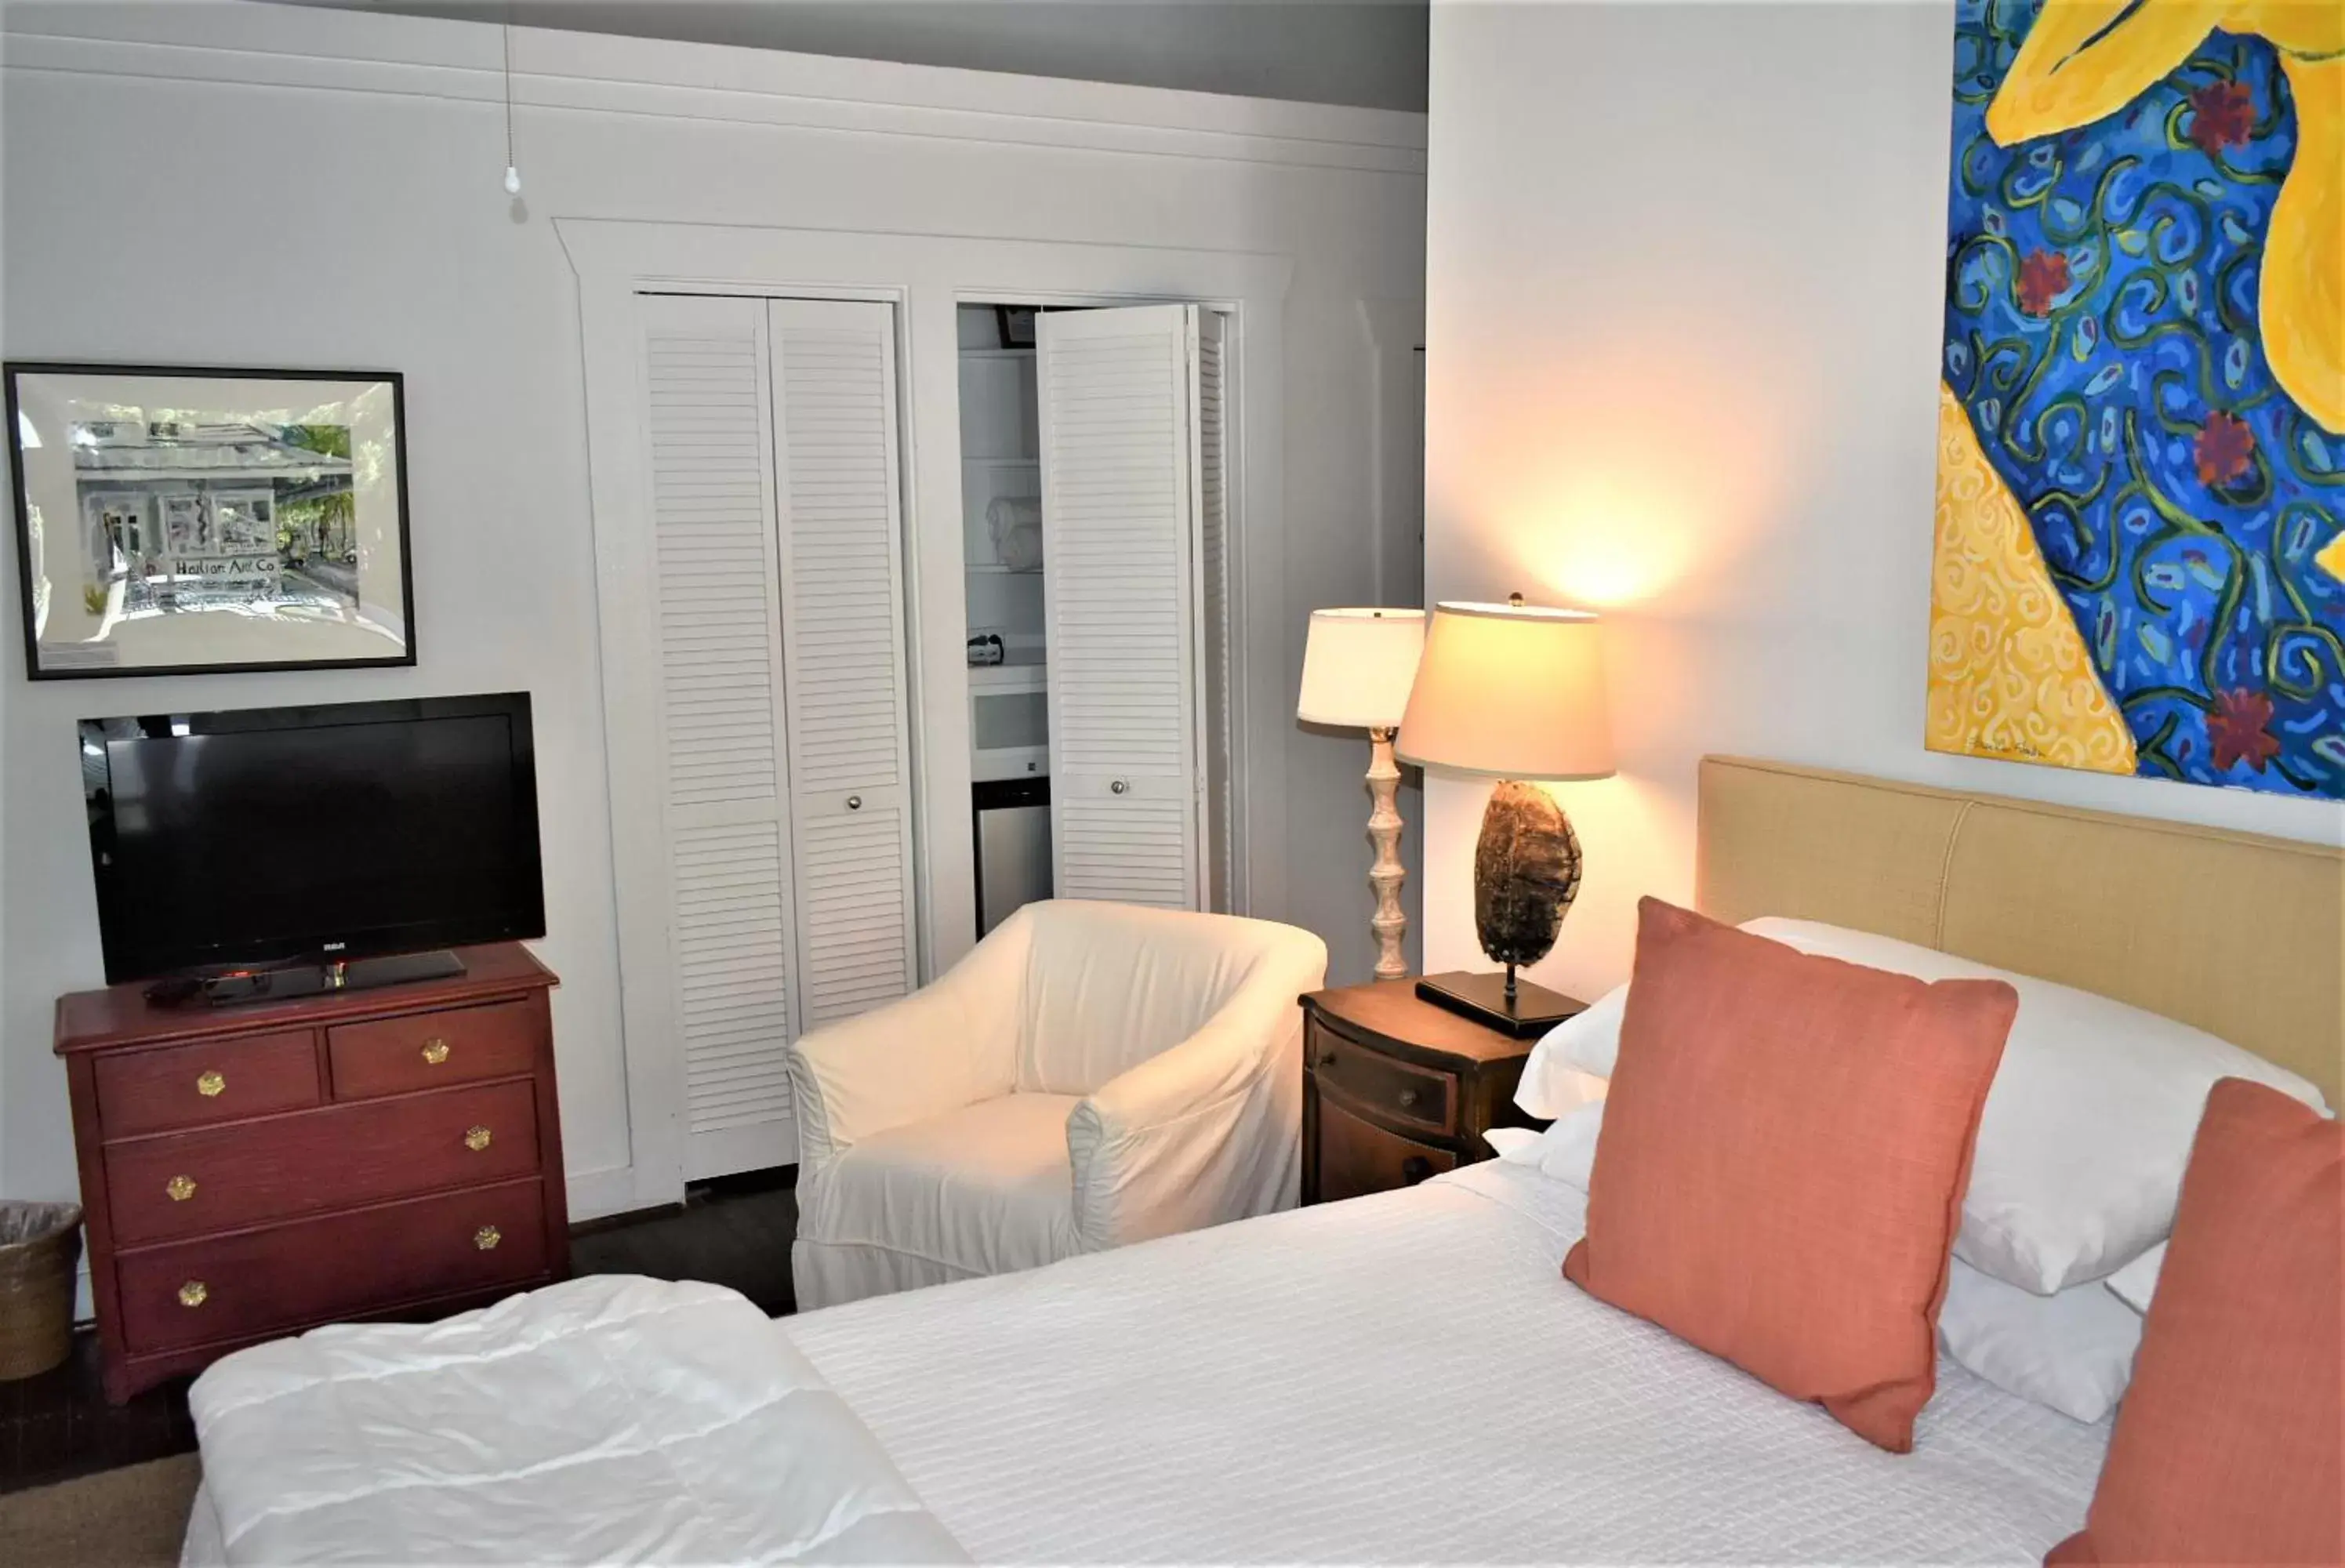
[1314,1094,1457,1203]
[1310,1023,1456,1135]
[94,1031,320,1139]
[106,1079,541,1247]
[115,1178,549,1354]
[329,1000,538,1100]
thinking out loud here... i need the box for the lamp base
[1414,970,1581,1038]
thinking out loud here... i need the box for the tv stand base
[335,949,469,993]
[146,950,469,1008]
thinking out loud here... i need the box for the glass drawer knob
[474,1225,501,1251]
[179,1280,208,1308]
[1398,1088,1420,1109]
[165,1174,197,1202]
[196,1070,225,1098]
[463,1125,492,1152]
[421,1040,451,1065]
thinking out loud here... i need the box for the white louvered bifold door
[768,300,919,1031]
[637,294,804,1182]
[1037,304,1209,910]
[1195,310,1234,913]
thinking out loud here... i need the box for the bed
[788,1160,2107,1563]
[180,757,2343,1565]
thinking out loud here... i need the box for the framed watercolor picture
[5,364,414,679]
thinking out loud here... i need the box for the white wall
[1421,0,2344,1006]
[0,0,1425,1212]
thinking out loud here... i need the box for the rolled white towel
[987,496,1044,572]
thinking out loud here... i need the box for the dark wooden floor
[0,1167,798,1495]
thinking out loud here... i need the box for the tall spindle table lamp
[1297,608,1428,980]
[1396,595,1614,1035]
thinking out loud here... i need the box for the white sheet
[789,1161,2110,1565]
[183,1275,964,1566]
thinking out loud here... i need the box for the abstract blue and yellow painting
[1929,0,2343,798]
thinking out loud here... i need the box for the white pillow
[1526,1097,2141,1425]
[2104,1241,2164,1314]
[1482,1125,1541,1161]
[1937,1255,2142,1425]
[1518,991,1624,1118]
[1540,916,2327,1295]
[1508,1099,1605,1184]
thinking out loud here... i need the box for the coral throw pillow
[2046,1078,2343,1565]
[1562,898,2016,1452]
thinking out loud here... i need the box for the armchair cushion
[795,1094,1083,1307]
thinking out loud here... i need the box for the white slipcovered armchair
[786,899,1328,1310]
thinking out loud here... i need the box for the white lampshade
[1296,608,1427,729]
[1396,601,1615,779]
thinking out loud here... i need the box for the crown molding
[0,1,1428,176]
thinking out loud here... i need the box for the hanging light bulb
[499,21,521,198]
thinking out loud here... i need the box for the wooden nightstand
[1299,980,1585,1204]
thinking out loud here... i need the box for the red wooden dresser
[53,943,568,1402]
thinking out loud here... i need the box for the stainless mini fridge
[973,777,1051,938]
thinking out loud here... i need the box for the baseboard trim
[568,1200,681,1237]
[564,1165,637,1223]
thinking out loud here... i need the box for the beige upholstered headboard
[1697,756,2344,1105]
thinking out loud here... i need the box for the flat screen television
[81,693,546,985]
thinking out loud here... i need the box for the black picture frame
[5,361,416,681]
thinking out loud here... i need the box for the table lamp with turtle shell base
[1396,594,1614,1037]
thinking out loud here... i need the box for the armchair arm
[785,924,1026,1170]
[1065,935,1326,1249]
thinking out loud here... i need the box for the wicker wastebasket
[0,1200,82,1379]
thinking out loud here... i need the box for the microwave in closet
[970,662,1049,781]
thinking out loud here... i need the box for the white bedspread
[183,1275,964,1566]
[788,1161,2110,1565]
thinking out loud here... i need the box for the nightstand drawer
[1299,980,1574,1210]
[1311,1022,1455,1135]
[1315,1095,1457,1203]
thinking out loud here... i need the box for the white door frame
[560,219,1292,1210]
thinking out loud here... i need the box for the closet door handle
[1109,779,1129,795]
[845,795,862,811]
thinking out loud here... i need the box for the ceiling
[278,0,1432,111]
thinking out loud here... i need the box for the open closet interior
[960,306,1052,935]
[964,300,1237,938]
